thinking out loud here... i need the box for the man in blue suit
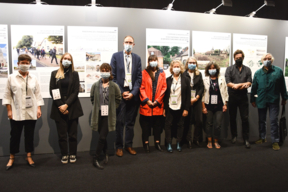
[111,35,142,157]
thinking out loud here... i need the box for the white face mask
[19,64,30,72]
[100,72,111,79]
[124,44,133,53]
[173,67,181,74]
[149,61,158,68]
[62,60,72,68]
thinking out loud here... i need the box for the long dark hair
[146,55,159,81]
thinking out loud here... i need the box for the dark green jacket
[250,65,288,108]
[90,80,121,132]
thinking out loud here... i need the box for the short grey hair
[261,53,275,63]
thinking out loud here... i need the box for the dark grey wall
[0,3,287,156]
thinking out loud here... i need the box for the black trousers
[139,115,162,144]
[95,114,108,159]
[10,120,36,154]
[55,115,78,156]
[165,108,185,144]
[183,100,203,143]
[116,97,139,149]
[228,94,249,140]
[51,55,58,64]
[205,110,223,139]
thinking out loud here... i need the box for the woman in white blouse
[2,54,44,170]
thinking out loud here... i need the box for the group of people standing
[3,35,287,171]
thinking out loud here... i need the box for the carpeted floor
[0,139,288,192]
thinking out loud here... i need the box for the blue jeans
[258,103,280,143]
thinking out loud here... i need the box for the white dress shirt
[169,75,182,110]
[123,51,132,87]
[188,71,194,87]
[2,71,44,121]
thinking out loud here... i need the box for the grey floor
[0,139,288,192]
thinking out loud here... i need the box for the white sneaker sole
[61,160,68,164]
[70,160,76,163]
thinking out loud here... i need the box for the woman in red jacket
[139,55,167,152]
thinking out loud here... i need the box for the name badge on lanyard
[211,95,218,104]
[126,73,132,90]
[26,96,32,108]
[52,89,61,100]
[101,105,109,116]
[191,90,196,99]
[171,95,178,105]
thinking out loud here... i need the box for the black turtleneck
[59,67,70,96]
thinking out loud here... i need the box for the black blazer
[164,73,191,112]
[183,70,204,101]
[49,70,83,121]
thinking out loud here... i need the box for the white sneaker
[69,155,76,163]
[61,156,68,164]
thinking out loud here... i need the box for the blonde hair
[55,52,75,79]
[261,53,275,63]
[170,60,185,75]
[185,56,200,75]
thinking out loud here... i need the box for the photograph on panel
[192,31,231,71]
[146,28,190,77]
[0,44,8,78]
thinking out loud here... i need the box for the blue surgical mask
[100,72,110,79]
[209,69,217,76]
[62,60,71,68]
[263,60,272,67]
[149,61,158,68]
[124,44,133,53]
[188,64,196,70]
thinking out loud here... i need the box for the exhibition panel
[0,3,288,156]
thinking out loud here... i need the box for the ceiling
[1,0,288,20]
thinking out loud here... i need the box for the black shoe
[26,156,35,167]
[93,159,104,170]
[231,137,237,144]
[6,158,14,171]
[144,143,150,153]
[188,141,192,149]
[193,140,201,147]
[244,140,251,149]
[155,142,163,152]
[104,154,109,164]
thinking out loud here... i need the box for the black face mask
[235,58,243,66]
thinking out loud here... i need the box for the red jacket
[139,69,167,116]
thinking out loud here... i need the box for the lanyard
[125,55,131,73]
[26,75,28,95]
[64,69,69,76]
[210,78,216,91]
[102,83,109,103]
[173,76,180,94]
